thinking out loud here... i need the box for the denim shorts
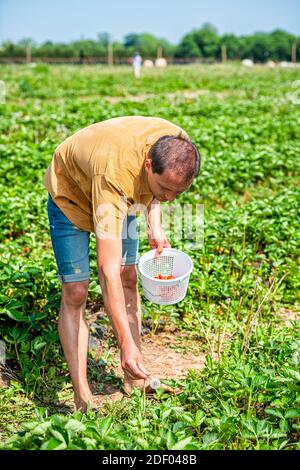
[47,194,140,283]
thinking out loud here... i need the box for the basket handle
[141,279,183,298]
[141,286,163,298]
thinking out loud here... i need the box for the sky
[0,0,299,45]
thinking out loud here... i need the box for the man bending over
[44,116,200,411]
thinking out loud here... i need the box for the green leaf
[284,408,300,419]
[161,408,172,420]
[50,429,66,444]
[264,408,284,419]
[279,418,289,433]
[195,410,206,426]
[171,436,194,450]
[241,418,257,435]
[31,337,47,352]
[32,422,51,436]
[99,416,113,435]
[270,432,288,439]
[65,419,86,433]
[5,309,27,322]
[285,369,300,381]
[136,437,149,449]
[180,413,194,424]
[40,438,65,450]
[202,432,219,447]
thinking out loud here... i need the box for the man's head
[144,135,201,202]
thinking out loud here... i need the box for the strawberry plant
[0,64,299,449]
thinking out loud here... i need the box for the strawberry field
[0,64,299,450]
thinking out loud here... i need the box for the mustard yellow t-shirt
[44,116,189,237]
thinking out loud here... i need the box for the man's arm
[146,198,171,253]
[146,198,161,228]
[96,235,150,380]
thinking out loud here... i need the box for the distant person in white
[132,52,142,78]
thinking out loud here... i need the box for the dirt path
[277,307,300,326]
[105,88,238,104]
[87,329,208,408]
[1,306,299,412]
[114,332,207,380]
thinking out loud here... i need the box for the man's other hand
[120,343,151,380]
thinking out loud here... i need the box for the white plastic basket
[138,248,193,305]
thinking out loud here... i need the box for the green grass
[0,64,299,449]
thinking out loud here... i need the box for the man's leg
[47,194,92,411]
[58,280,93,411]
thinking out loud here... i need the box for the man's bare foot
[74,393,96,412]
[123,373,182,397]
[144,383,183,396]
[123,373,145,395]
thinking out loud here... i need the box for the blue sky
[0,0,299,44]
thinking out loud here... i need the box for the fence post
[108,43,113,67]
[26,45,31,64]
[221,45,227,63]
[291,43,297,63]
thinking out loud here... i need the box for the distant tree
[137,33,158,56]
[221,34,244,59]
[97,32,111,48]
[112,41,127,60]
[124,33,140,49]
[0,41,26,57]
[123,32,173,58]
[241,32,272,61]
[36,41,74,58]
[237,30,297,62]
[176,23,220,59]
[155,38,176,58]
[17,37,36,48]
[0,38,36,58]
[269,29,297,61]
[175,33,201,58]
[72,39,103,57]
[193,23,221,58]
[0,24,298,62]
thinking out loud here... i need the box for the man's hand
[147,225,171,255]
[120,342,151,380]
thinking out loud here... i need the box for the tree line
[0,24,299,62]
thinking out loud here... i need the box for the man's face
[145,158,191,202]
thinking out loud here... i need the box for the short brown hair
[149,135,201,184]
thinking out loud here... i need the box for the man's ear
[144,158,152,172]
